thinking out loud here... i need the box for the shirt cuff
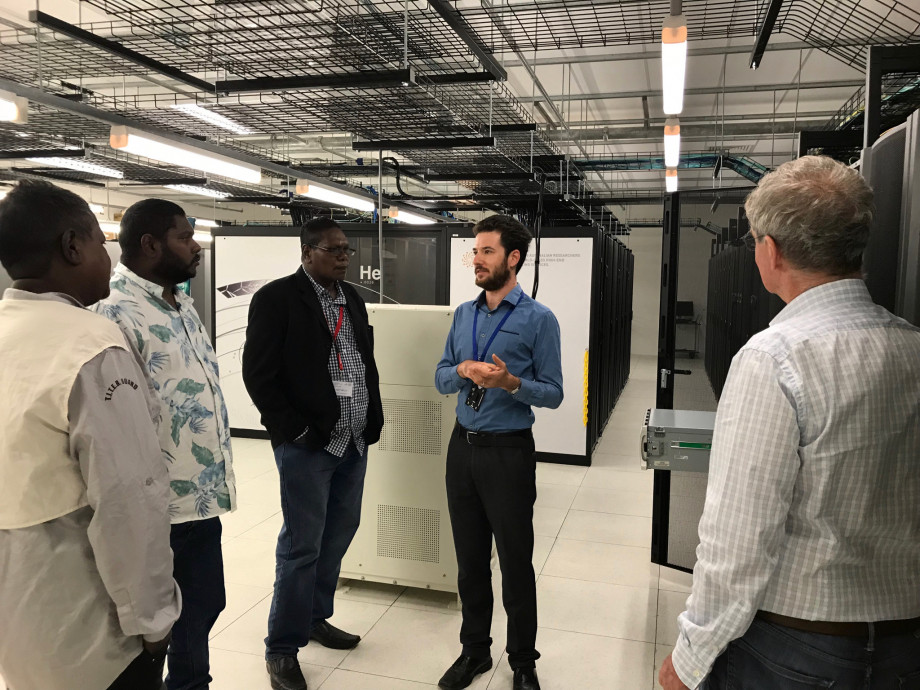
[672,631,712,690]
[512,377,539,405]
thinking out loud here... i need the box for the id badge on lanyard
[328,305,353,398]
[465,292,523,411]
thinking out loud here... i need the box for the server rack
[588,229,635,451]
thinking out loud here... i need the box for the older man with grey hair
[659,155,920,690]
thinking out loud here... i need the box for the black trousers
[106,650,166,690]
[166,517,226,690]
[445,427,540,670]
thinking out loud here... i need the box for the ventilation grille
[379,399,442,455]
[377,504,440,563]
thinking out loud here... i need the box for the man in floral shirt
[95,199,236,690]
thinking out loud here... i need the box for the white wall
[626,227,664,357]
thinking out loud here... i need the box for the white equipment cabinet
[340,304,459,593]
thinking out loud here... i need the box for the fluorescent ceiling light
[661,14,687,115]
[0,190,8,200]
[110,125,262,184]
[665,168,678,193]
[171,104,254,135]
[193,232,213,243]
[388,207,434,225]
[26,156,124,179]
[89,203,105,214]
[99,221,121,234]
[163,184,231,199]
[294,179,376,212]
[191,218,219,228]
[664,118,681,168]
[0,90,27,123]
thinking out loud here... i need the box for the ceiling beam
[749,0,786,70]
[428,0,508,81]
[216,69,414,94]
[352,137,495,151]
[498,39,873,68]
[516,79,864,103]
[546,121,807,142]
[29,11,213,93]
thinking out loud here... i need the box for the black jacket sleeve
[241,286,307,442]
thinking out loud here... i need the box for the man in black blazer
[242,218,384,690]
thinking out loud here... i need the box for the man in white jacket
[0,180,181,690]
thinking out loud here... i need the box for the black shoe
[513,667,541,690]
[309,620,361,650]
[438,655,493,690]
[266,656,307,690]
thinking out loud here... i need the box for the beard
[157,245,198,286]
[475,260,511,291]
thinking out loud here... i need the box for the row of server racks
[704,211,784,397]
[589,228,635,450]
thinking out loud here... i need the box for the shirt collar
[476,282,524,311]
[2,288,85,307]
[302,266,343,304]
[770,278,871,326]
[114,263,193,307]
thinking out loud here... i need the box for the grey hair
[744,155,875,276]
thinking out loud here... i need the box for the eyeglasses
[309,244,356,257]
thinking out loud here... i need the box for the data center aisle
[0,355,688,690]
[201,354,689,690]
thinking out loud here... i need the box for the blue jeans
[704,618,920,689]
[165,517,226,690]
[265,440,367,659]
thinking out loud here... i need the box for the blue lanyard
[472,292,524,362]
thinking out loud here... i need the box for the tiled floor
[1,355,692,690]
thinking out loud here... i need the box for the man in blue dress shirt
[435,215,563,690]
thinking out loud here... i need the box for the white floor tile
[486,628,656,690]
[542,539,659,589]
[319,668,438,689]
[658,567,694,594]
[237,511,284,543]
[583,466,654,494]
[534,482,578,510]
[558,510,653,549]
[211,595,390,669]
[571,485,653,517]
[532,535,555,575]
[535,462,588,487]
[221,537,278,588]
[656,589,689,646]
[532,506,567,538]
[589,451,646,472]
[208,648,332,690]
[339,606,496,688]
[537,575,658,642]
[212,582,274,638]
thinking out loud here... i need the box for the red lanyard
[328,306,345,370]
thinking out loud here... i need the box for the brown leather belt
[757,611,920,638]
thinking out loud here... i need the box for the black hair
[0,180,94,278]
[119,198,186,259]
[472,214,532,274]
[300,217,342,247]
